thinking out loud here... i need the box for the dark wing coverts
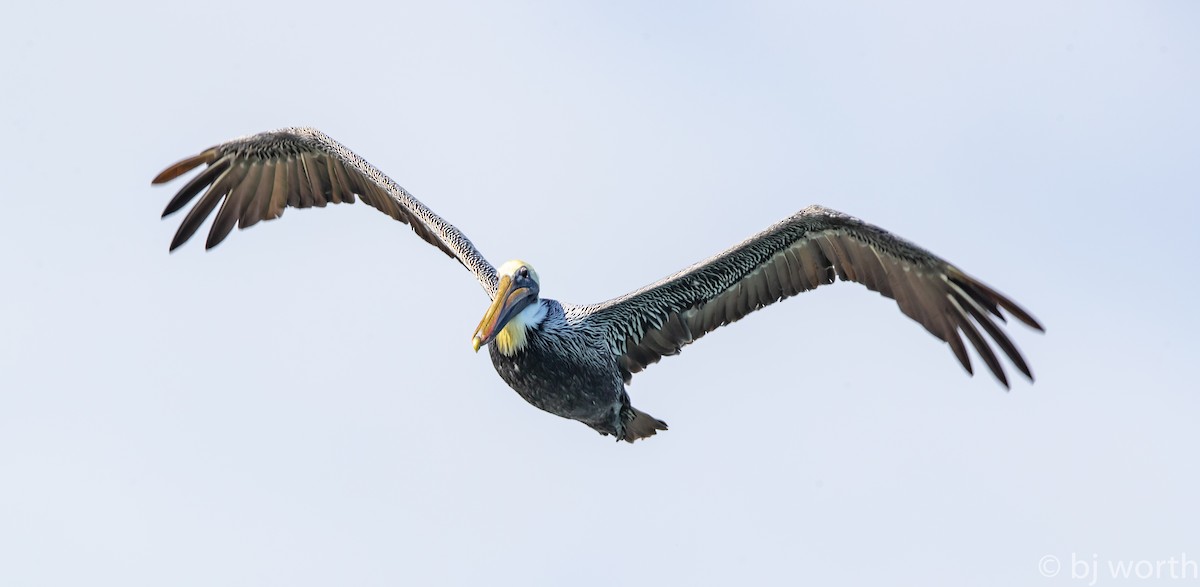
[583,206,1043,387]
[152,127,498,296]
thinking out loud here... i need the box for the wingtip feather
[947,266,1044,333]
[152,149,219,184]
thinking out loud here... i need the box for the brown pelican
[153,127,1043,442]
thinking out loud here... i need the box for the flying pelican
[152,127,1043,442]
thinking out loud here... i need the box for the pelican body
[469,265,667,440]
[152,127,1043,442]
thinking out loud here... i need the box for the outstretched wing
[578,205,1043,388]
[152,127,498,296]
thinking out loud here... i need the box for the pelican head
[471,260,542,353]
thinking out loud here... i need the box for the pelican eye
[518,266,529,279]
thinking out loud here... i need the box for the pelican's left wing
[153,127,499,296]
[577,205,1043,387]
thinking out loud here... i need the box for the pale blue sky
[1,1,1197,585]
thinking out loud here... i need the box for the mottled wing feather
[153,127,498,297]
[579,205,1043,387]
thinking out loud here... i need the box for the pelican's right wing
[153,127,499,297]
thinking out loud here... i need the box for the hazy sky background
[2,1,1197,585]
